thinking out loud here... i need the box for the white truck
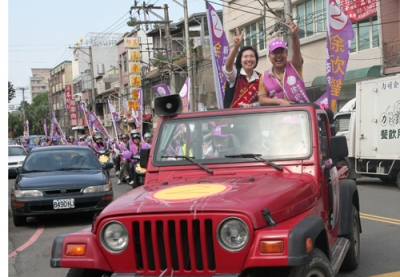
[334,74,400,188]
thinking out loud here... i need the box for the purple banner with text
[315,0,354,111]
[206,2,229,109]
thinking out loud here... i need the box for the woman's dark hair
[234,46,259,69]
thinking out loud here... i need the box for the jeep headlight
[14,190,43,198]
[83,183,111,193]
[217,217,249,251]
[100,221,129,253]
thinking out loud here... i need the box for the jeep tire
[340,205,361,271]
[288,248,334,277]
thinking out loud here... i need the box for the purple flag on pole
[137,88,143,138]
[108,99,119,138]
[88,112,110,138]
[49,112,55,140]
[153,84,171,97]
[206,2,230,109]
[179,78,190,113]
[315,0,354,111]
[25,120,29,140]
[44,119,47,137]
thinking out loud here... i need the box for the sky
[7,0,209,106]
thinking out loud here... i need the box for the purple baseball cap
[269,39,287,52]
[213,125,230,137]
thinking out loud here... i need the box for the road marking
[370,272,400,277]
[360,213,400,226]
[8,226,44,258]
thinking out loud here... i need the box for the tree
[9,81,16,103]
[127,17,137,27]
[25,93,51,135]
[8,112,24,139]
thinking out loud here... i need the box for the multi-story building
[116,29,156,134]
[48,61,73,134]
[381,0,400,75]
[30,68,51,101]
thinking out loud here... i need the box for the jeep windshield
[153,110,312,166]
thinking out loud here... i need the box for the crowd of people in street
[11,129,153,188]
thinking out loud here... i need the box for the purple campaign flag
[179,78,190,113]
[25,120,29,140]
[153,84,171,97]
[52,115,66,144]
[137,88,143,138]
[49,112,55,140]
[206,2,230,109]
[108,99,119,138]
[44,119,47,137]
[88,111,110,139]
[315,0,354,111]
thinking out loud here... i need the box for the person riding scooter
[127,130,142,187]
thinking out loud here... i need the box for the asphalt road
[8,174,400,277]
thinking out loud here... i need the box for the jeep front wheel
[288,248,334,277]
[66,268,111,277]
[340,205,360,271]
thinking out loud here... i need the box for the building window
[293,0,326,39]
[238,19,266,51]
[351,16,379,52]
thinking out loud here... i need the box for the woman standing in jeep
[223,28,261,109]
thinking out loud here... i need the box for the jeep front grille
[132,218,216,272]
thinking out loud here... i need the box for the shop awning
[311,65,382,87]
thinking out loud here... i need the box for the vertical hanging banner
[153,84,171,97]
[126,36,142,128]
[315,0,354,111]
[179,78,191,113]
[206,2,230,109]
[65,85,72,111]
[69,99,77,126]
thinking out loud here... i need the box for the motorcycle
[132,154,146,187]
[96,149,111,177]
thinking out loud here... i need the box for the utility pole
[16,87,28,125]
[163,4,175,94]
[89,46,96,111]
[173,0,194,110]
[283,0,293,56]
[130,4,174,93]
[71,43,95,111]
[183,0,194,111]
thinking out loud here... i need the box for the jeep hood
[101,173,317,229]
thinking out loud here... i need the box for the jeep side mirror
[140,148,150,169]
[329,136,348,162]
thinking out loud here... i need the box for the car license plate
[53,199,75,209]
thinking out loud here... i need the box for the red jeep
[51,95,361,277]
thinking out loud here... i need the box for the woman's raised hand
[233,28,245,48]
